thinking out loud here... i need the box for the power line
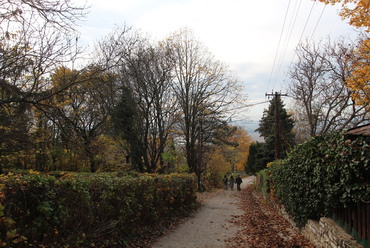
[310,4,326,40]
[223,101,270,113]
[267,0,291,93]
[272,0,303,91]
[298,1,316,45]
[280,0,317,92]
[247,101,269,107]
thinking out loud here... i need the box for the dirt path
[152,176,255,248]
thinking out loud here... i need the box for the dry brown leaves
[227,185,315,248]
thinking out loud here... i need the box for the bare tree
[0,0,87,35]
[0,0,88,107]
[288,37,370,141]
[160,28,243,175]
[290,103,312,144]
[116,39,179,173]
[30,25,146,173]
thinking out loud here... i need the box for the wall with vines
[267,132,370,228]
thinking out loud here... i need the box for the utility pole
[265,91,287,159]
[197,120,203,191]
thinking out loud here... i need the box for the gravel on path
[152,176,255,248]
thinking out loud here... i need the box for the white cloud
[75,0,359,125]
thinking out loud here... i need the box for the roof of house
[345,123,370,136]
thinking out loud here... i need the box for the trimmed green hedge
[268,132,370,228]
[0,172,197,247]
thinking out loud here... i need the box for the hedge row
[267,132,370,228]
[0,172,198,247]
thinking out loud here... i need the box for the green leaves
[0,172,197,247]
[268,132,370,227]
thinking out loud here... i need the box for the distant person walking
[229,176,235,190]
[236,175,243,190]
[223,175,228,190]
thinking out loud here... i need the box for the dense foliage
[317,0,370,109]
[267,132,370,227]
[0,172,197,247]
[245,142,269,175]
[256,93,295,162]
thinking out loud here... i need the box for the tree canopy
[256,93,294,161]
[316,0,370,109]
[0,1,249,184]
[159,28,244,174]
[288,37,370,141]
[317,0,370,31]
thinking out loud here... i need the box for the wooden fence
[332,201,370,248]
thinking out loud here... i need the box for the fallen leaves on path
[227,185,314,248]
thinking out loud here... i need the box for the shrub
[268,132,370,227]
[0,171,197,247]
[256,168,271,196]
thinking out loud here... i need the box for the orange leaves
[227,185,314,248]
[343,38,370,107]
[317,0,370,31]
[317,0,370,108]
[340,0,370,31]
[232,127,253,171]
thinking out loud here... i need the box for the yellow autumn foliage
[203,149,230,188]
[317,0,370,108]
[318,0,370,31]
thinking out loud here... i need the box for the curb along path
[152,176,255,248]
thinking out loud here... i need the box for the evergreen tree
[245,141,269,174]
[111,86,145,172]
[256,93,295,162]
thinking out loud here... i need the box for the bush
[256,168,271,196]
[202,152,230,189]
[268,132,370,227]
[0,171,197,247]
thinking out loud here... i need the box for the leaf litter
[226,185,314,248]
[139,184,314,248]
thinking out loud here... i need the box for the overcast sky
[75,0,359,137]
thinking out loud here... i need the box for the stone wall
[255,174,363,247]
[271,199,362,248]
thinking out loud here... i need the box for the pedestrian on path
[236,175,242,190]
[223,175,228,190]
[229,175,235,190]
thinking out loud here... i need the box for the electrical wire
[267,0,291,94]
[272,0,303,92]
[298,1,316,49]
[224,101,270,113]
[279,0,316,92]
[266,1,325,121]
[310,4,326,41]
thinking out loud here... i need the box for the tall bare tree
[0,0,89,106]
[160,28,244,175]
[115,39,178,173]
[0,0,87,34]
[288,38,370,141]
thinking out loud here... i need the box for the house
[344,123,370,137]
